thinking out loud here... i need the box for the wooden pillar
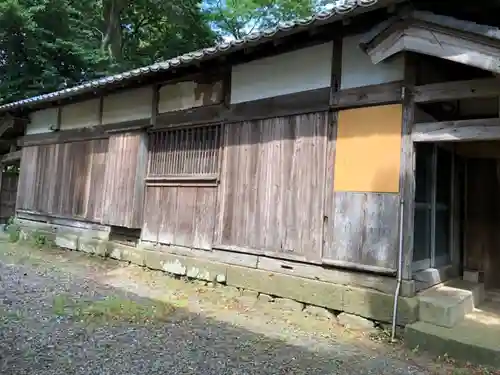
[400,53,417,282]
[322,35,342,258]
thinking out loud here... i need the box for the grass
[52,295,176,324]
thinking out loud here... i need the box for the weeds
[52,295,176,324]
[31,231,50,248]
[7,225,20,243]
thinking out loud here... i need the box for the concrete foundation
[14,219,419,326]
[406,300,500,368]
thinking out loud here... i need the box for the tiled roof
[0,0,384,113]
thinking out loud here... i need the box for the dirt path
[0,240,473,374]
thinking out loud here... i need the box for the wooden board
[141,185,217,250]
[334,104,403,193]
[16,139,109,222]
[324,191,400,270]
[215,112,328,261]
[102,132,147,228]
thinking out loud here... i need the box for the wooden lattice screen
[147,125,222,178]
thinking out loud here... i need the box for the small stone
[109,247,122,260]
[303,305,336,320]
[337,313,376,331]
[215,274,226,283]
[186,266,200,279]
[163,260,187,276]
[257,293,274,303]
[274,298,304,312]
[197,270,212,282]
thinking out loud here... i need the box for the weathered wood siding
[325,192,400,270]
[215,112,328,261]
[142,125,221,249]
[102,132,147,228]
[16,139,108,221]
[0,173,19,223]
[142,186,217,249]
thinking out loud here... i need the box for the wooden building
[3,0,500,335]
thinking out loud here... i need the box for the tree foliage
[0,0,216,105]
[204,0,313,40]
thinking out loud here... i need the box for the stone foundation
[13,219,419,327]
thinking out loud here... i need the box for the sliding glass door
[413,143,453,271]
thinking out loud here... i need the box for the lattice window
[147,124,222,178]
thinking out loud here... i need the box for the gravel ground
[0,240,447,375]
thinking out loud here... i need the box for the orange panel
[334,104,403,193]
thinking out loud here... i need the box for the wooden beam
[330,81,403,110]
[1,150,22,164]
[412,118,500,142]
[366,22,500,74]
[18,118,150,146]
[414,78,500,103]
[227,87,329,123]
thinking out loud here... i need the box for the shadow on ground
[0,242,433,375]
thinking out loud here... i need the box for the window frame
[145,123,223,186]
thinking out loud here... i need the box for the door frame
[412,143,456,272]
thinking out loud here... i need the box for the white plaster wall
[341,34,404,90]
[27,108,58,135]
[158,80,223,113]
[60,98,100,130]
[102,86,153,124]
[230,42,333,104]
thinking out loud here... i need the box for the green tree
[204,0,315,40]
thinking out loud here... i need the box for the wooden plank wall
[16,139,108,221]
[102,132,147,228]
[141,125,221,249]
[0,173,19,223]
[326,192,400,270]
[215,112,328,261]
[142,186,216,250]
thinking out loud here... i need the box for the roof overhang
[360,11,500,74]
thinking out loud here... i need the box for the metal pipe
[391,199,405,342]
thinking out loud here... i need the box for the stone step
[405,301,500,368]
[417,280,484,328]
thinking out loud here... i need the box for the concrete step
[405,301,500,368]
[417,280,484,328]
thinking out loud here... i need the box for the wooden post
[400,52,417,282]
[321,35,342,259]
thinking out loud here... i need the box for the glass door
[413,143,453,271]
[413,143,433,271]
